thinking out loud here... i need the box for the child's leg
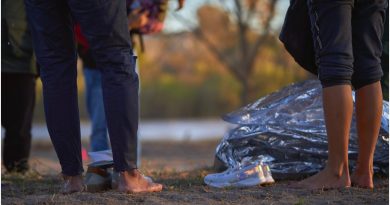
[296,85,352,189]
[352,82,382,189]
[350,0,386,189]
[322,85,353,180]
[295,0,355,189]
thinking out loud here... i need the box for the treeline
[137,32,309,118]
[32,31,309,121]
[33,3,312,121]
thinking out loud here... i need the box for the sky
[163,0,290,33]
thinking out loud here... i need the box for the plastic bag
[215,80,389,179]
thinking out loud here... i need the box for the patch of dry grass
[2,140,388,204]
[2,168,388,205]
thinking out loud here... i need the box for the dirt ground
[2,140,389,205]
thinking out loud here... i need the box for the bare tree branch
[193,29,245,81]
[234,0,249,64]
[172,0,279,104]
[173,12,245,81]
[245,0,278,73]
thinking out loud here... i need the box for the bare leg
[351,82,382,189]
[295,85,352,189]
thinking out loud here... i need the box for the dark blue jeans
[83,68,110,152]
[24,0,139,175]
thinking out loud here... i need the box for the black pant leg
[307,0,355,88]
[68,0,139,171]
[25,0,83,176]
[1,73,36,172]
[351,0,387,90]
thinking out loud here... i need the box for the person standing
[24,0,162,193]
[2,0,37,174]
[72,0,185,192]
[295,0,387,189]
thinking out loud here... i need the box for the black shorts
[307,0,387,89]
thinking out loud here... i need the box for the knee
[99,54,139,85]
[318,55,354,88]
[351,65,383,90]
[93,47,135,72]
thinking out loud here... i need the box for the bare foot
[117,169,163,193]
[292,166,351,190]
[351,172,374,189]
[61,175,86,194]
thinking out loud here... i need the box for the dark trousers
[24,0,139,175]
[1,73,36,172]
[307,0,387,89]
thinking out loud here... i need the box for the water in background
[1,119,231,141]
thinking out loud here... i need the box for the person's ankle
[126,169,139,176]
[61,174,85,194]
[63,174,82,179]
[326,161,350,178]
[5,160,29,174]
[353,162,373,175]
[324,164,351,188]
[62,174,84,185]
[118,169,140,178]
[351,166,374,188]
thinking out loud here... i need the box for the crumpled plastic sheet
[215,80,389,179]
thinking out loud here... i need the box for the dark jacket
[1,0,36,75]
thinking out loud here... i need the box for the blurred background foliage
[33,0,312,122]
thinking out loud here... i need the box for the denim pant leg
[83,68,109,152]
[68,0,138,171]
[307,0,355,88]
[24,0,83,176]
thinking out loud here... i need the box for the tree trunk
[240,78,249,105]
